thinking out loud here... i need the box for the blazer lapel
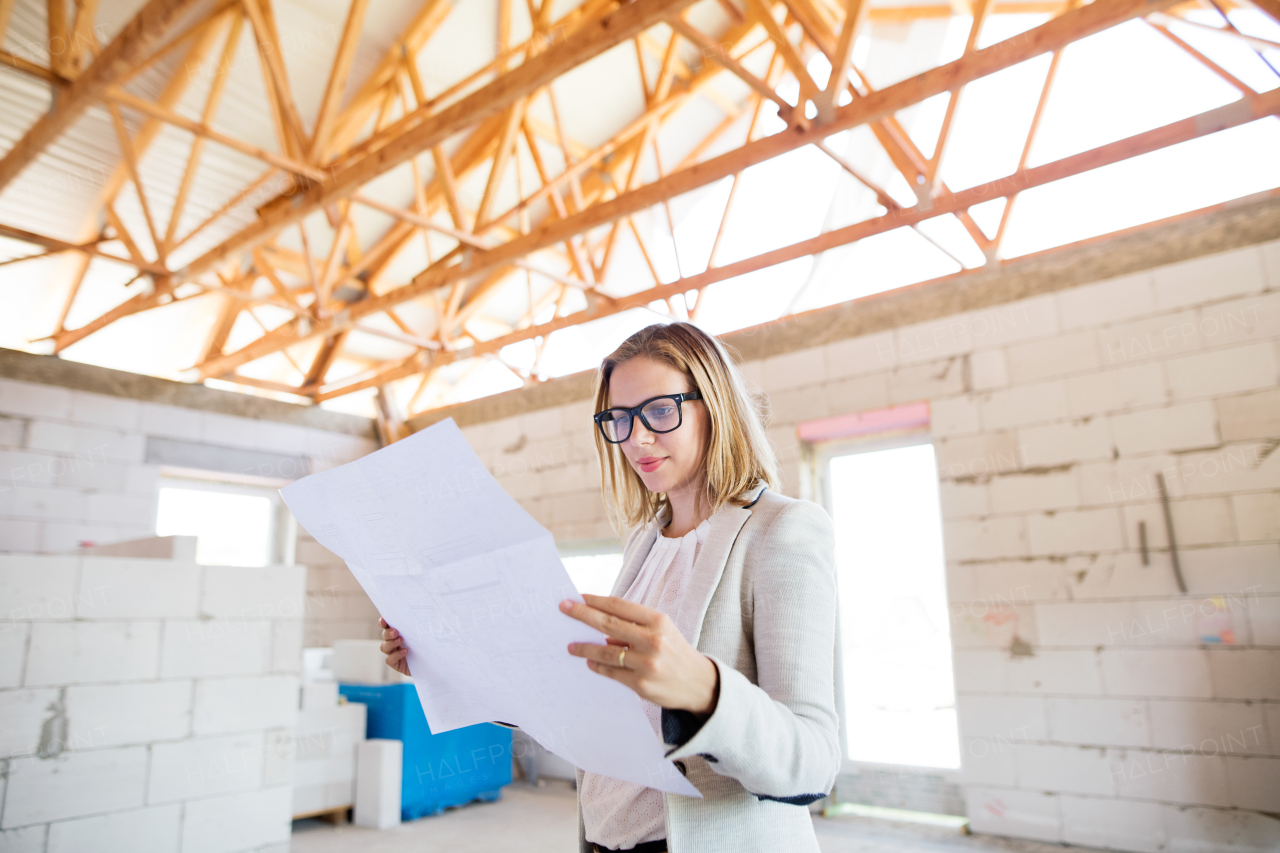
[609,519,660,597]
[675,483,766,648]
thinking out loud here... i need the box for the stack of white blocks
[0,551,305,852]
[354,740,401,830]
[292,681,366,819]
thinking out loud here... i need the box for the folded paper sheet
[280,418,699,796]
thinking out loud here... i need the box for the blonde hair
[592,322,780,531]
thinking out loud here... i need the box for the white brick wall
[159,619,274,679]
[64,682,193,748]
[0,552,304,849]
[2,746,149,825]
[45,804,182,853]
[439,239,1280,853]
[0,379,380,655]
[180,786,292,853]
[25,622,162,686]
[191,676,298,736]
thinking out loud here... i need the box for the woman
[381,322,839,852]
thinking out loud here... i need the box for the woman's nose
[628,419,655,446]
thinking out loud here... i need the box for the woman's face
[608,356,709,497]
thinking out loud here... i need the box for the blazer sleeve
[664,500,841,803]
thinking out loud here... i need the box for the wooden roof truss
[1,0,1278,416]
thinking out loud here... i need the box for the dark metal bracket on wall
[1155,473,1189,594]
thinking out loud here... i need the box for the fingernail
[559,600,572,612]
[567,643,577,653]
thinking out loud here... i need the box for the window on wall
[825,440,959,770]
[155,477,291,567]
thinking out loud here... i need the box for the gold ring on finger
[617,649,626,669]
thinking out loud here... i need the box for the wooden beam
[192,0,1180,380]
[0,221,161,272]
[321,0,452,161]
[0,0,205,191]
[778,0,836,57]
[1246,0,1280,27]
[475,99,528,229]
[314,351,433,402]
[385,0,1186,298]
[179,0,702,278]
[164,11,243,252]
[52,249,95,334]
[432,85,1280,366]
[199,273,253,362]
[103,203,146,267]
[214,373,315,398]
[0,49,69,84]
[431,145,469,231]
[308,0,371,161]
[52,286,172,353]
[169,168,277,255]
[1152,9,1280,51]
[818,0,869,119]
[993,38,1065,255]
[316,113,507,303]
[105,87,329,182]
[481,15,762,236]
[94,10,232,249]
[106,100,165,261]
[352,193,490,249]
[0,0,17,47]
[668,15,793,114]
[1148,19,1254,94]
[747,0,820,96]
[305,330,350,387]
[47,0,72,79]
[708,61,778,267]
[317,207,351,308]
[67,0,102,72]
[253,249,301,308]
[869,2,1064,19]
[241,0,307,159]
[926,0,995,192]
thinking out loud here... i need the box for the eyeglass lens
[599,397,683,442]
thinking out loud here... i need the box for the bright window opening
[828,442,959,769]
[560,551,624,596]
[155,480,278,567]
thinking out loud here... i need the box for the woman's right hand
[379,617,411,676]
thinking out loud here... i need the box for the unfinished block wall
[0,370,382,648]
[449,238,1280,852]
[0,552,305,851]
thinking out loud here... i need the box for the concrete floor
[291,781,1105,853]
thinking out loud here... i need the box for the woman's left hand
[560,594,719,716]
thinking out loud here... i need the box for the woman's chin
[637,470,675,494]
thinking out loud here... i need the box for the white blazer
[576,483,841,853]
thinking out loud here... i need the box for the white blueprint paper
[280,418,699,796]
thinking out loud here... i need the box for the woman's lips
[637,457,666,473]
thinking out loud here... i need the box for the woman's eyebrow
[609,390,691,409]
[607,395,652,409]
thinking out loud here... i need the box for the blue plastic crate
[337,683,511,820]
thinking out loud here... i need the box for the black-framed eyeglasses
[594,391,702,444]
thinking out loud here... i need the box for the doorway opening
[822,438,959,770]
